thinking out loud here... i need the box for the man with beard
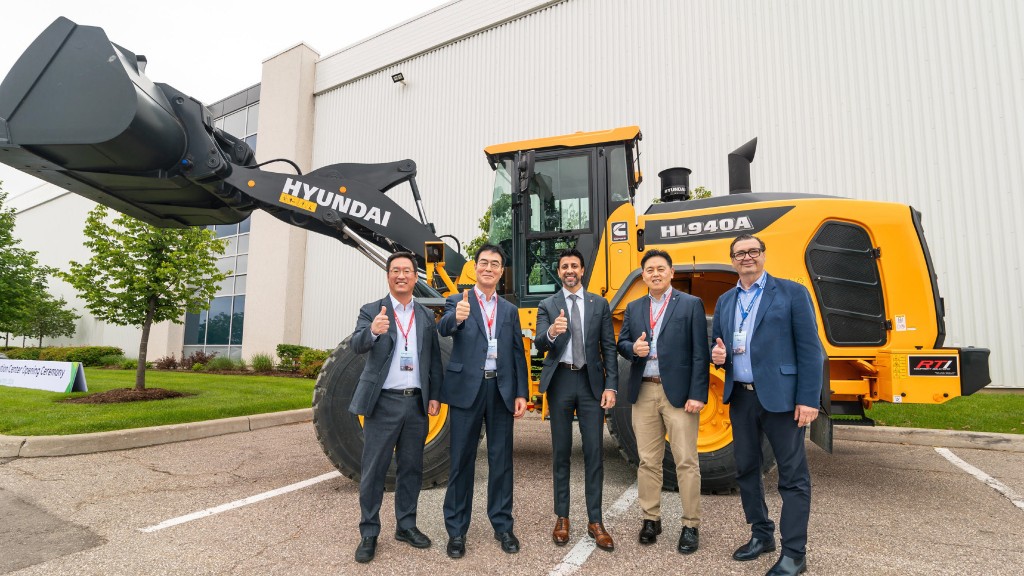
[535,248,618,551]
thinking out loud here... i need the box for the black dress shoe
[354,536,377,563]
[765,554,807,576]
[733,536,777,561]
[638,519,662,545]
[494,531,520,554]
[395,527,431,549]
[677,526,699,554]
[446,535,466,559]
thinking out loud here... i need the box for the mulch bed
[62,388,194,404]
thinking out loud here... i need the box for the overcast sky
[0,0,450,197]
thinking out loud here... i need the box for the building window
[183,102,257,361]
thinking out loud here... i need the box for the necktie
[569,294,584,369]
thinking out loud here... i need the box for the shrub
[276,343,311,372]
[191,362,206,372]
[33,346,124,366]
[153,354,179,370]
[206,356,237,371]
[119,358,138,370]
[2,348,43,360]
[235,356,248,371]
[298,349,331,379]
[96,354,127,367]
[181,350,217,370]
[250,353,274,373]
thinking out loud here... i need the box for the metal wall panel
[303,0,1022,388]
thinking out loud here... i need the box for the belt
[559,362,586,371]
[735,381,755,391]
[382,388,421,396]
[484,370,497,379]
[641,376,662,384]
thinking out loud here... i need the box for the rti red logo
[908,355,958,376]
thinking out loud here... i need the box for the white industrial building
[7,0,1021,388]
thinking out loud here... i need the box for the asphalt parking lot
[1,416,1022,576]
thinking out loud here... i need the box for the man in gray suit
[535,248,618,551]
[349,251,443,564]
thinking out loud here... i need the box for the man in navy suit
[711,234,823,576]
[535,248,618,551]
[438,243,528,559]
[617,249,710,555]
[348,251,443,564]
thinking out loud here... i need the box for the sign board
[0,360,88,393]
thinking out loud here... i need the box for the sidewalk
[2,408,1022,458]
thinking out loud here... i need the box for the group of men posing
[349,234,823,576]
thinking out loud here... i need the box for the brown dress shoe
[552,517,570,546]
[588,522,615,552]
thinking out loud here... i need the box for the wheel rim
[697,371,733,452]
[357,405,449,445]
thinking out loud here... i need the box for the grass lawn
[864,393,1024,435]
[0,369,314,436]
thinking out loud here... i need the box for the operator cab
[483,127,643,307]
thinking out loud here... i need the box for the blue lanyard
[736,283,763,331]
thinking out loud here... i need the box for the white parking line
[548,482,639,576]
[138,471,342,533]
[935,448,1024,511]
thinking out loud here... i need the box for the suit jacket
[711,273,824,412]
[437,290,528,412]
[617,288,710,407]
[348,295,443,417]
[534,289,618,400]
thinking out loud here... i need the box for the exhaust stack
[728,137,757,194]
[658,167,692,202]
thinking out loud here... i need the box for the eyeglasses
[731,248,764,260]
[477,259,503,270]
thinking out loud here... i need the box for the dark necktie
[569,294,584,369]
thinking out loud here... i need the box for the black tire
[607,318,776,494]
[312,335,452,490]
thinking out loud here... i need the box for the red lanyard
[476,290,498,338]
[649,294,669,332]
[394,306,415,351]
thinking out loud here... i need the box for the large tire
[312,335,452,490]
[607,317,776,494]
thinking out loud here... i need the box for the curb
[834,425,1024,453]
[0,408,312,458]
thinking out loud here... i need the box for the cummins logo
[279,177,392,226]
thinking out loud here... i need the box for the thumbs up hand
[711,337,727,365]
[549,309,568,338]
[371,305,390,336]
[455,289,471,323]
[633,331,650,357]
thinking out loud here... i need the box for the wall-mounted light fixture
[391,72,406,85]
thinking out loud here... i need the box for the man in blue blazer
[535,248,618,551]
[348,251,443,564]
[438,244,528,559]
[617,249,710,555]
[711,234,824,576]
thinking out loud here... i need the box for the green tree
[60,206,229,390]
[13,289,79,347]
[0,189,56,340]
[464,193,513,259]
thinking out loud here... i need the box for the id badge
[649,339,658,360]
[732,331,747,354]
[487,338,499,359]
[399,350,415,371]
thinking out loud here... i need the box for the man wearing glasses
[710,234,824,576]
[438,243,529,559]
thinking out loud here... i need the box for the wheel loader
[0,18,990,493]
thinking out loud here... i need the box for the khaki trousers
[633,381,702,527]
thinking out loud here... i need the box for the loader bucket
[0,17,254,227]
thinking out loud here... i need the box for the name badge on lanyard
[487,338,498,359]
[477,291,499,360]
[395,306,416,370]
[649,295,669,360]
[399,350,415,371]
[733,283,763,355]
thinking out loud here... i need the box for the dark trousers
[443,376,515,537]
[548,366,604,522]
[358,391,427,538]
[731,385,812,558]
